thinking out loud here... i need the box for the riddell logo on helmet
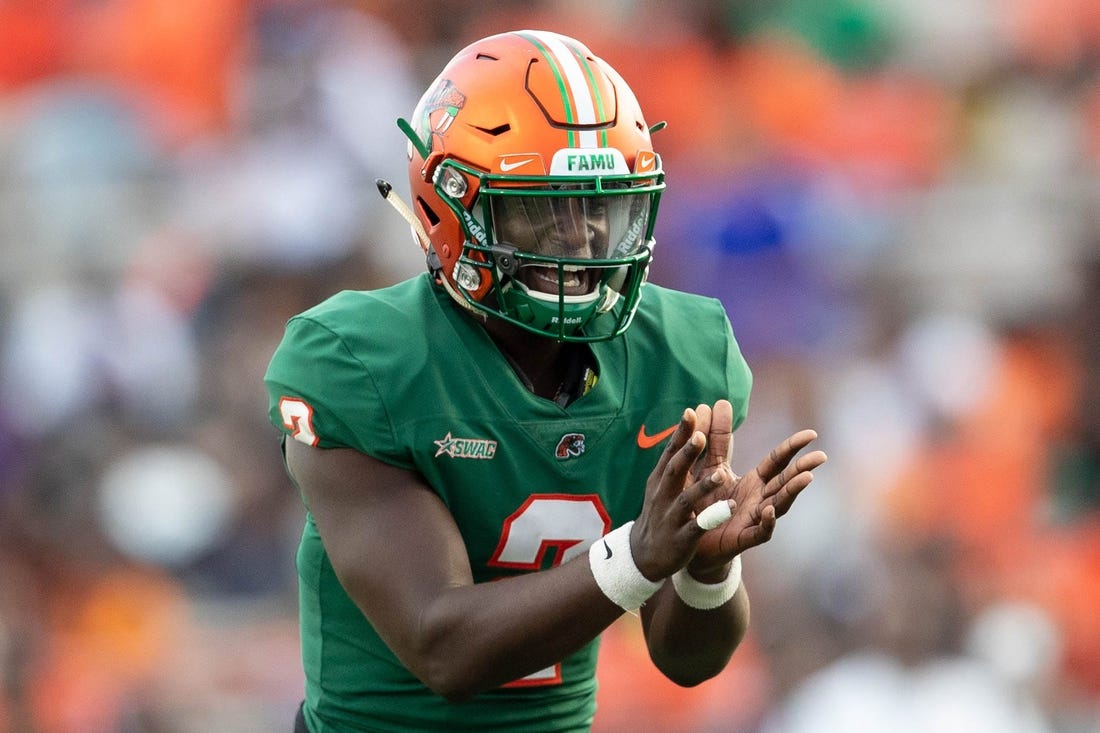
[550,149,629,176]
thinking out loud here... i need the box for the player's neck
[483,319,587,402]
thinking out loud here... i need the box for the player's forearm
[395,557,624,701]
[641,582,750,686]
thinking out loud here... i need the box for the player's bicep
[284,439,473,652]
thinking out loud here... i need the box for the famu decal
[550,148,629,176]
[568,153,615,171]
[433,431,497,459]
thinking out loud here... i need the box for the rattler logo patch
[555,433,586,460]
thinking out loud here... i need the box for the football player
[265,29,827,733]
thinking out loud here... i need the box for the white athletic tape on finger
[588,522,662,613]
[696,500,733,530]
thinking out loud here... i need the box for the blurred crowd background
[1,0,1099,731]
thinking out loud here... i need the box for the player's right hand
[628,408,728,581]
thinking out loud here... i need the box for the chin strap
[436,267,487,321]
[376,179,430,252]
[375,178,486,321]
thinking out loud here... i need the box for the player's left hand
[685,400,827,582]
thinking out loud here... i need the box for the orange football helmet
[400,30,665,341]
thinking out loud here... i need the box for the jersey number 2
[279,397,319,446]
[488,494,611,687]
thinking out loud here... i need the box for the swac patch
[434,432,497,459]
[555,433,586,460]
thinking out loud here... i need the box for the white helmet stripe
[524,30,599,149]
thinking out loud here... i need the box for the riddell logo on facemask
[457,208,487,246]
[550,316,584,325]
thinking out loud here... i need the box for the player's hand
[687,401,827,581]
[629,407,726,581]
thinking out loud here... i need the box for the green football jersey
[264,273,752,733]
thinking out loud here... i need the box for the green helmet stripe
[568,43,610,148]
[517,30,604,148]
[516,31,576,147]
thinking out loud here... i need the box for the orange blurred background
[1,1,1099,731]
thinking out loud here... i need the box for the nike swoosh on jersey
[636,424,677,449]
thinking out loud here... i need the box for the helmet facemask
[396,30,668,341]
[434,158,663,342]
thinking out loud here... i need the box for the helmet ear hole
[416,197,440,226]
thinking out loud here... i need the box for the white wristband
[588,522,662,613]
[671,555,743,610]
